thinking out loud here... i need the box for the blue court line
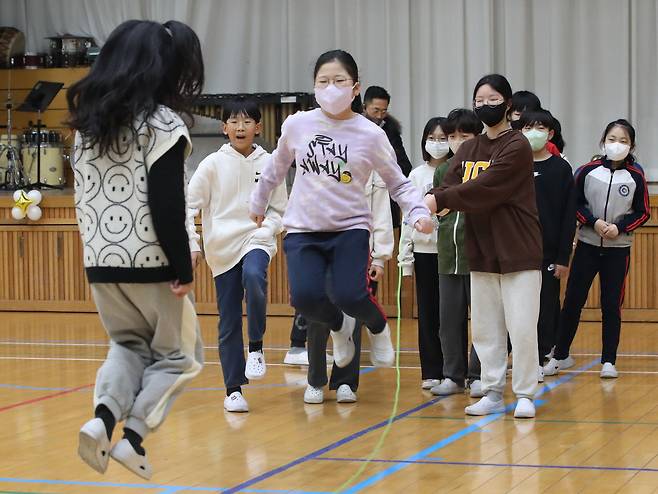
[0,478,331,494]
[339,358,599,493]
[0,383,72,391]
[219,395,448,494]
[313,456,658,473]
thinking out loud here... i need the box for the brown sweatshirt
[429,130,542,274]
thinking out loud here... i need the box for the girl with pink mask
[250,49,432,371]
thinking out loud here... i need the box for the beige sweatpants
[470,270,540,400]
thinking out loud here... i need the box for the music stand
[17,81,64,189]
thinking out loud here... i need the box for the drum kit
[0,27,70,190]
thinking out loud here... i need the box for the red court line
[0,383,93,413]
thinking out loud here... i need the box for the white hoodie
[366,171,394,267]
[398,163,439,276]
[187,143,288,276]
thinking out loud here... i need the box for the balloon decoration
[11,190,43,221]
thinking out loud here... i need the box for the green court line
[406,415,658,426]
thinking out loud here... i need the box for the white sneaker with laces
[330,313,356,368]
[78,418,111,474]
[336,384,357,403]
[514,397,536,418]
[110,438,152,480]
[304,385,324,404]
[422,379,441,390]
[224,391,249,412]
[430,378,464,396]
[600,362,618,379]
[538,365,545,383]
[465,395,505,416]
[284,348,309,366]
[245,350,266,380]
[469,380,484,398]
[367,324,395,367]
[543,357,559,376]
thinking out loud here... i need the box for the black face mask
[474,102,508,127]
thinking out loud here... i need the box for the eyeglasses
[426,136,448,143]
[473,98,505,108]
[314,77,354,89]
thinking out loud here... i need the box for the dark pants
[283,230,387,333]
[306,283,378,392]
[538,261,561,363]
[214,249,269,388]
[290,312,307,348]
[555,241,630,365]
[414,253,444,380]
[438,273,480,386]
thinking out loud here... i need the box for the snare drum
[22,143,65,186]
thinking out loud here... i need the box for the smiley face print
[97,244,131,267]
[102,165,134,203]
[99,204,134,243]
[133,244,168,268]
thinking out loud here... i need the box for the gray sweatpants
[90,283,204,439]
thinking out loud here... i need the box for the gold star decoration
[14,190,33,215]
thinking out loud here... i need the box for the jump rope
[335,259,405,493]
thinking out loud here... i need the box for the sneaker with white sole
[469,380,484,398]
[538,365,545,383]
[367,324,395,367]
[78,418,111,474]
[421,379,441,390]
[330,313,356,368]
[110,438,152,480]
[430,378,464,396]
[600,362,618,379]
[224,391,249,412]
[543,357,559,376]
[465,395,505,416]
[559,355,575,369]
[336,384,357,403]
[304,385,324,404]
[284,347,309,366]
[245,351,266,380]
[514,397,536,418]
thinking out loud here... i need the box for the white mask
[425,140,450,160]
[523,129,549,152]
[314,83,355,116]
[603,142,630,161]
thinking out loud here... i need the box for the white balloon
[27,190,42,205]
[12,190,22,202]
[26,205,42,221]
[11,206,26,220]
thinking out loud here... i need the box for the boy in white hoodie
[187,99,288,412]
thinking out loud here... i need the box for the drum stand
[0,94,27,190]
[17,80,63,190]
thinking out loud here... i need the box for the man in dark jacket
[363,86,412,228]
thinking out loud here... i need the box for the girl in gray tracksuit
[548,119,650,379]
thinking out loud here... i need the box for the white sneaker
[514,397,536,418]
[245,350,266,380]
[284,348,309,366]
[336,384,357,403]
[304,385,324,404]
[543,358,559,376]
[545,346,555,360]
[421,379,441,390]
[110,438,152,480]
[469,380,484,398]
[600,362,618,379]
[538,365,545,383]
[78,418,111,474]
[559,355,575,369]
[430,378,464,396]
[224,391,249,412]
[367,324,395,367]
[330,313,356,368]
[465,395,505,416]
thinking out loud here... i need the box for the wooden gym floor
[2,312,658,493]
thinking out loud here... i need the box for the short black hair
[421,117,453,162]
[363,86,391,104]
[442,108,484,136]
[510,90,542,114]
[221,97,261,123]
[517,109,554,131]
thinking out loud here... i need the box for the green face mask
[523,128,549,152]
